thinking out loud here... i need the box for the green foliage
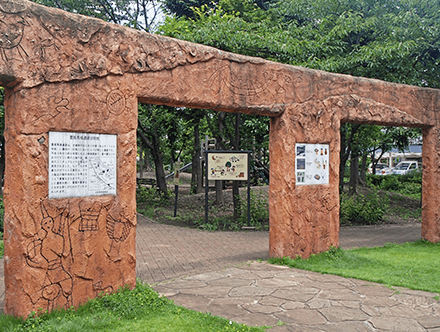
[367,172,422,199]
[160,0,440,88]
[340,189,389,225]
[388,205,422,222]
[397,182,422,197]
[89,283,169,319]
[237,189,269,230]
[379,175,403,191]
[0,281,265,332]
[191,189,269,231]
[136,185,175,220]
[269,240,440,294]
[161,0,216,18]
[136,186,158,205]
[399,170,423,184]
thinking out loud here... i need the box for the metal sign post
[173,161,180,217]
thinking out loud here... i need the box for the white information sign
[295,143,329,185]
[49,132,117,198]
[207,152,248,181]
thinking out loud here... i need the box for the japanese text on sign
[295,143,329,185]
[49,132,117,198]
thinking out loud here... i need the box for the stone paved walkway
[1,216,438,331]
[154,261,440,331]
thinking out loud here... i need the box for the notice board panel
[49,132,117,198]
[206,152,249,181]
[295,143,329,185]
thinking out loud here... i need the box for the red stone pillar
[269,104,340,259]
[3,77,137,317]
[421,126,440,243]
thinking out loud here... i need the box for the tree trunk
[339,123,361,192]
[360,152,368,184]
[339,126,348,191]
[191,123,202,194]
[348,149,360,195]
[139,145,144,179]
[137,119,168,196]
[215,180,224,205]
[152,149,168,194]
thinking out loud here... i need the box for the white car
[391,161,419,175]
[368,163,392,175]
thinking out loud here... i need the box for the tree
[137,104,169,195]
[161,0,214,18]
[161,0,271,18]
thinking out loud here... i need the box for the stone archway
[1,0,439,317]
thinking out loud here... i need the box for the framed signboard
[205,151,251,226]
[48,132,117,198]
[206,152,249,181]
[295,143,329,185]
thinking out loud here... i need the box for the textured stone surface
[3,76,137,317]
[2,0,440,317]
[153,261,440,331]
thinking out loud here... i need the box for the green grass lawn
[0,282,267,332]
[269,240,440,295]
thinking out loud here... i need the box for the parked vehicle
[391,161,419,175]
[368,163,392,175]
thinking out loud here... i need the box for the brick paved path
[136,215,269,284]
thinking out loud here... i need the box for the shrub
[399,170,422,184]
[367,174,386,187]
[340,189,389,225]
[237,189,269,229]
[195,189,269,231]
[136,186,171,206]
[367,172,422,199]
[379,175,402,191]
[398,182,422,199]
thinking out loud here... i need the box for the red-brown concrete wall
[4,78,137,316]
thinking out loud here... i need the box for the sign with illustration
[49,132,117,198]
[295,143,329,185]
[207,152,249,181]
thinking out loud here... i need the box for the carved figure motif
[106,210,132,260]
[0,12,29,63]
[0,0,27,14]
[78,201,107,232]
[30,93,73,124]
[25,201,73,311]
[106,90,126,116]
